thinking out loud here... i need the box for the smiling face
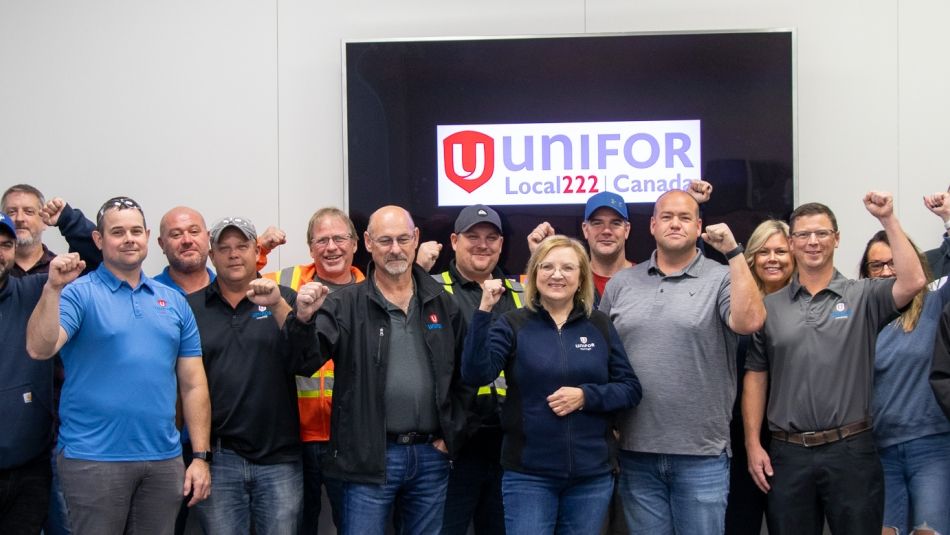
[582,207,630,264]
[865,241,895,279]
[451,222,502,281]
[650,191,701,256]
[209,227,259,285]
[789,214,839,273]
[158,207,209,274]
[536,245,581,309]
[93,208,149,274]
[309,215,357,283]
[365,207,418,278]
[753,232,794,293]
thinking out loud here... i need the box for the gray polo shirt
[379,294,439,435]
[601,250,737,456]
[746,271,898,433]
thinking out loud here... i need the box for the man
[155,206,216,295]
[528,181,712,302]
[599,189,766,534]
[924,189,950,281]
[435,204,524,535]
[2,184,98,276]
[744,193,926,534]
[287,205,471,535]
[188,216,302,534]
[261,207,364,534]
[25,196,212,534]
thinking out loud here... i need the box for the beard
[167,251,208,274]
[0,263,9,288]
[16,232,38,247]
[379,253,410,276]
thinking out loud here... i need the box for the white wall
[1,0,946,277]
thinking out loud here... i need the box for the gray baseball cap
[209,216,257,245]
[454,205,502,234]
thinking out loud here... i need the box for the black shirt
[187,281,301,464]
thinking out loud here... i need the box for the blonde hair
[744,219,792,294]
[524,235,595,316]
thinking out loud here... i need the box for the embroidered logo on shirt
[251,305,272,320]
[575,337,596,351]
[23,392,32,404]
[830,302,850,320]
[426,314,442,330]
[157,299,167,307]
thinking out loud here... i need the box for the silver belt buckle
[799,431,818,447]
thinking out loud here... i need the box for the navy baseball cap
[584,191,629,221]
[0,213,16,239]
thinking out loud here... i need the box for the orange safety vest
[262,263,365,442]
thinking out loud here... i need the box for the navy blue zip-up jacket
[462,305,641,479]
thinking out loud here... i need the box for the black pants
[766,431,883,535]
[0,452,52,535]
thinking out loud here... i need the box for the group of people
[1,179,949,535]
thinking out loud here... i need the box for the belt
[771,418,872,448]
[387,432,437,445]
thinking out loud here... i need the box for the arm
[865,192,926,308]
[255,226,287,271]
[285,281,336,376]
[177,357,211,506]
[932,304,950,420]
[569,318,641,413]
[742,369,772,493]
[415,241,442,272]
[526,222,556,255]
[26,254,84,360]
[246,278,293,328]
[702,223,766,334]
[461,310,512,386]
[686,179,713,204]
[42,199,101,273]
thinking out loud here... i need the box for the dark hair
[96,196,146,233]
[1,184,45,209]
[857,229,931,332]
[789,202,837,232]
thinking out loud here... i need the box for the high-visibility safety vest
[438,271,523,399]
[262,263,365,442]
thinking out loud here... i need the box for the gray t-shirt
[380,296,439,434]
[746,271,898,432]
[600,250,737,456]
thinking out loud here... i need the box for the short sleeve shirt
[746,271,898,432]
[600,250,737,456]
[58,265,202,461]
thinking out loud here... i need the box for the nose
[806,232,820,245]
[325,239,340,252]
[880,263,895,276]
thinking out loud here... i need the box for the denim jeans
[57,452,184,535]
[879,431,950,535]
[0,452,51,533]
[442,452,505,535]
[300,441,344,534]
[618,450,730,535]
[194,448,302,535]
[43,450,70,535]
[766,431,883,535]
[502,470,614,535]
[340,442,449,535]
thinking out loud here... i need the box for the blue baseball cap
[584,191,628,221]
[0,213,16,240]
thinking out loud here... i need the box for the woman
[859,230,950,535]
[461,235,641,535]
[727,219,794,535]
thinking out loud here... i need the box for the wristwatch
[192,450,213,464]
[725,244,745,260]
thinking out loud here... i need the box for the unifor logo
[580,337,588,344]
[443,130,495,193]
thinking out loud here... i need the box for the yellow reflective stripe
[505,279,523,309]
[295,371,333,397]
[476,371,507,396]
[441,271,454,294]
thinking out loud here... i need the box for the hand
[183,459,211,507]
[295,281,330,323]
[686,179,714,204]
[245,278,282,307]
[415,241,442,272]
[257,226,287,252]
[746,443,773,493]
[546,386,584,416]
[479,279,506,311]
[48,253,85,290]
[432,438,448,455]
[527,222,556,254]
[700,223,739,255]
[924,191,950,223]
[863,191,894,219]
[41,197,67,226]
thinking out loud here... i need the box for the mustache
[385,253,408,262]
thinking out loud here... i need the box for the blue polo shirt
[153,266,216,296]
[58,264,202,461]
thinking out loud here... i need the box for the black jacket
[286,263,473,484]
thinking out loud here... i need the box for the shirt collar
[787,269,847,300]
[646,248,704,278]
[95,263,154,293]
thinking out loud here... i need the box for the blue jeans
[194,448,302,535]
[340,442,449,535]
[880,432,950,535]
[618,451,730,535]
[442,452,505,535]
[300,441,344,534]
[502,470,614,535]
[44,450,70,535]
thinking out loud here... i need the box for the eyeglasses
[789,229,836,241]
[311,234,353,247]
[217,217,250,226]
[96,197,143,224]
[538,262,579,276]
[370,234,414,248]
[866,260,895,274]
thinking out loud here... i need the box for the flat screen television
[345,30,794,276]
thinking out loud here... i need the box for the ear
[649,217,657,237]
[450,233,460,252]
[92,230,104,251]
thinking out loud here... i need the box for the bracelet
[725,244,745,260]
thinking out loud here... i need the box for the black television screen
[345,31,794,276]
